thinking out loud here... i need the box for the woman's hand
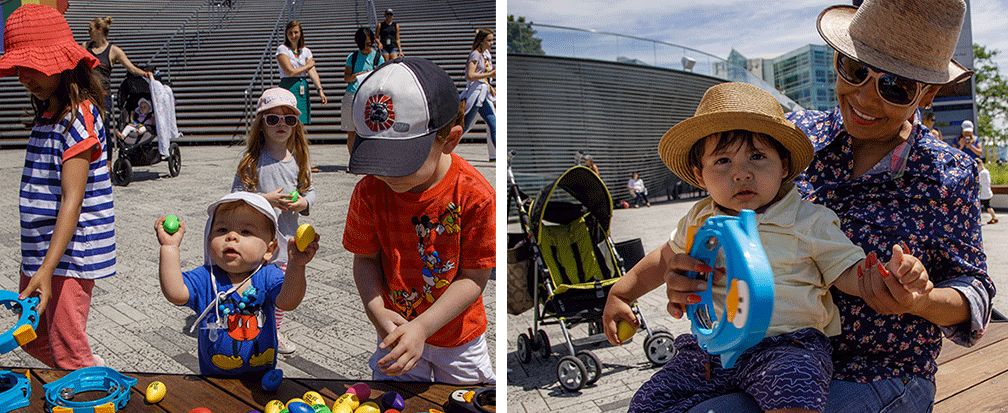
[858,245,933,315]
[661,249,712,319]
[319,90,328,105]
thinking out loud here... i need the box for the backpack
[351,51,381,72]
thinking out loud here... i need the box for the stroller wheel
[516,333,533,363]
[534,329,551,359]
[168,143,181,177]
[112,158,132,187]
[576,350,603,385]
[556,355,588,392]
[644,330,677,365]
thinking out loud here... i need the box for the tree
[973,43,1008,153]
[507,15,545,55]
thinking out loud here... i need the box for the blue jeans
[464,99,496,148]
[686,377,935,413]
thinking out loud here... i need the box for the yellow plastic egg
[265,400,286,413]
[295,223,316,252]
[332,404,354,413]
[617,320,637,343]
[354,401,380,413]
[144,381,166,403]
[303,391,326,406]
[333,393,360,410]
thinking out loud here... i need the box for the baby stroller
[110,70,182,186]
[508,153,676,392]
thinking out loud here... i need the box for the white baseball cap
[349,57,460,177]
[961,120,974,133]
[256,87,301,116]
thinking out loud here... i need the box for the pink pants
[19,274,96,369]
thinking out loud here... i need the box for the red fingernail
[900,242,911,254]
[688,294,702,304]
[857,265,863,279]
[876,262,890,278]
[866,252,875,267]
[696,264,712,273]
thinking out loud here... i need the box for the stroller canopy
[530,166,613,238]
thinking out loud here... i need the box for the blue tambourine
[44,367,137,413]
[685,210,774,368]
[0,290,39,354]
[0,370,31,412]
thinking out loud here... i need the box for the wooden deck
[935,321,1008,412]
[3,368,466,412]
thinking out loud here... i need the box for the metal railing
[522,23,802,111]
[144,0,242,84]
[234,0,300,141]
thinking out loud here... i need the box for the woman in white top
[276,20,327,125]
[459,28,496,161]
[977,158,998,224]
[627,171,650,207]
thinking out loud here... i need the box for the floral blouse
[787,108,995,383]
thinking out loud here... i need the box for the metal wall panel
[508,54,720,210]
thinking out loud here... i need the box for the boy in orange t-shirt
[343,57,495,384]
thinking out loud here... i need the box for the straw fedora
[0,4,99,78]
[658,82,813,189]
[817,0,972,85]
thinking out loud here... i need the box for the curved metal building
[508,54,722,206]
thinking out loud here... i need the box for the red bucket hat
[0,4,99,78]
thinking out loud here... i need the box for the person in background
[626,171,650,207]
[375,9,403,61]
[583,154,600,175]
[343,27,384,154]
[958,120,983,160]
[978,158,998,224]
[460,28,496,162]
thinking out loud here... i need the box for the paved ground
[0,143,496,380]
[506,194,1008,412]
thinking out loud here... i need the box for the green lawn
[986,162,1008,185]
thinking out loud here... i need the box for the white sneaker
[277,332,296,354]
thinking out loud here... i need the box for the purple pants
[630,328,832,413]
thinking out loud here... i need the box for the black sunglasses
[834,53,923,107]
[264,114,299,127]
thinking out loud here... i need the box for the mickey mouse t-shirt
[183,264,284,376]
[343,153,495,347]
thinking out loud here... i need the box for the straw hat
[0,5,99,78]
[817,0,971,85]
[658,82,813,189]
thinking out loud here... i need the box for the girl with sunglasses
[233,88,316,355]
[671,1,993,412]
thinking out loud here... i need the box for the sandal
[989,218,999,224]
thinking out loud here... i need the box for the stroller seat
[538,215,619,316]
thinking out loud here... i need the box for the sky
[508,0,1008,74]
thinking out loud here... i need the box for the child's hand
[19,271,52,314]
[286,233,319,267]
[154,216,185,247]
[377,320,429,376]
[887,243,933,295]
[287,195,308,213]
[263,188,287,209]
[603,292,638,346]
[370,306,409,340]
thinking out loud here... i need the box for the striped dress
[20,101,116,280]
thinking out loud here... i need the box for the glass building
[772,44,837,111]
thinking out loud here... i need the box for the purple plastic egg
[379,391,404,411]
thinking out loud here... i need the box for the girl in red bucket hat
[0,4,116,369]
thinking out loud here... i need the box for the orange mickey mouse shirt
[343,153,495,347]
